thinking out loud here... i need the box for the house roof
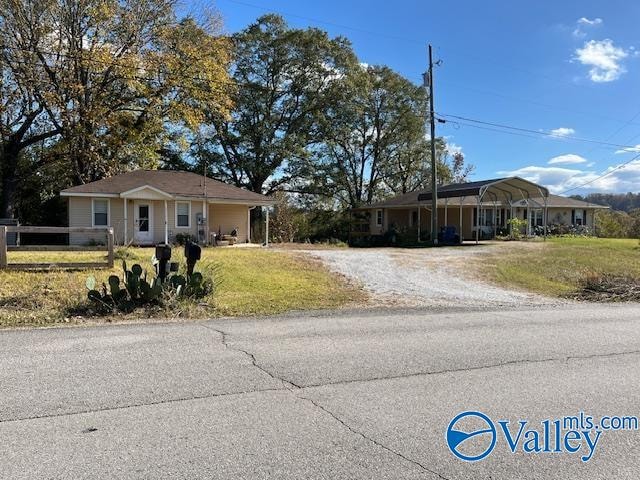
[362,177,608,210]
[60,170,274,205]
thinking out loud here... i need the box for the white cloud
[548,153,587,165]
[578,17,603,26]
[572,17,603,38]
[550,127,575,137]
[615,144,640,154]
[446,142,463,155]
[574,39,629,82]
[500,160,640,194]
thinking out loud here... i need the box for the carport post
[509,205,514,237]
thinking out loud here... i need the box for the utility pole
[426,44,438,244]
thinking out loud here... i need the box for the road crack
[295,392,450,479]
[201,325,449,479]
[200,325,301,390]
[299,349,640,389]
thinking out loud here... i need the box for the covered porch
[351,177,550,244]
[416,177,549,243]
[117,186,272,246]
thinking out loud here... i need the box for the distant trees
[571,192,640,213]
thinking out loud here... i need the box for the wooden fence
[0,226,114,270]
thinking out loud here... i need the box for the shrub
[174,233,195,246]
[507,218,528,240]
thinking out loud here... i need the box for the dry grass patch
[0,247,364,328]
[480,237,640,299]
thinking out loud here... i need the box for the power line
[440,80,640,129]
[437,113,640,150]
[558,152,640,195]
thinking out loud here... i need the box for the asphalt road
[2,304,640,479]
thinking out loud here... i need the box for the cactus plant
[87,256,216,313]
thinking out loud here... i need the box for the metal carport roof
[417,177,549,204]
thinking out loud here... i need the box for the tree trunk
[0,143,20,218]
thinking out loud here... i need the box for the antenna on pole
[426,44,438,245]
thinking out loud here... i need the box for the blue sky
[186,0,640,194]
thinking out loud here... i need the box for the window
[92,199,109,226]
[530,209,543,227]
[376,209,383,226]
[176,201,190,228]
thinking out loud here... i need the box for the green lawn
[0,247,364,328]
[483,237,640,297]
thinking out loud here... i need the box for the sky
[183,0,640,195]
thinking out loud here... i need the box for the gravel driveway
[301,245,562,308]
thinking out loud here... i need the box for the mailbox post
[184,241,202,276]
[155,244,172,282]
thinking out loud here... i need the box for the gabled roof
[60,170,274,205]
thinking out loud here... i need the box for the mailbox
[184,241,202,276]
[155,244,172,282]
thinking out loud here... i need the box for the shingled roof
[60,170,273,204]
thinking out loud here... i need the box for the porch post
[543,197,548,242]
[444,198,448,226]
[123,199,127,246]
[265,207,270,247]
[459,196,463,242]
[202,199,208,245]
[417,207,421,242]
[163,200,168,244]
[247,207,251,243]
[475,199,480,244]
[526,203,531,237]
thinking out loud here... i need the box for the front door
[134,202,153,244]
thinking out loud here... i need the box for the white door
[134,202,153,244]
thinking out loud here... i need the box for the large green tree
[197,14,357,196]
[307,64,467,208]
[0,0,232,218]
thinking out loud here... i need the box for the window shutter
[584,210,587,225]
[571,209,575,224]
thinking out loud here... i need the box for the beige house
[60,170,274,246]
[353,177,608,242]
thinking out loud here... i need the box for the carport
[417,176,550,243]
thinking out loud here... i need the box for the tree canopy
[0,0,233,217]
[0,8,474,231]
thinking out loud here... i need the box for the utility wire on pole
[425,44,439,245]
